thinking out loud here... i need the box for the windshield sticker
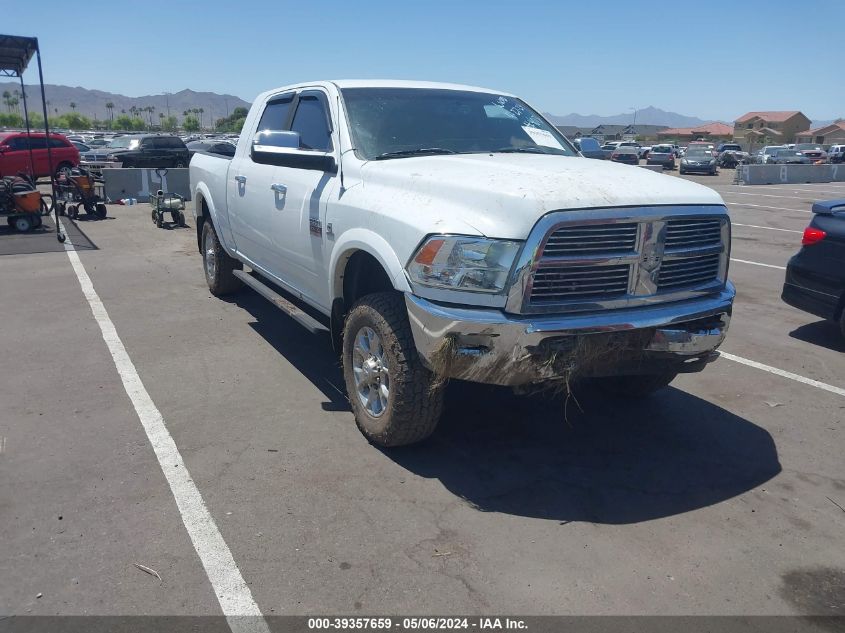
[522,126,563,149]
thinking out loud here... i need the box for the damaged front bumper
[405,282,735,386]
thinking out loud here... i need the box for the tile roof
[795,121,845,136]
[658,122,734,136]
[734,111,805,123]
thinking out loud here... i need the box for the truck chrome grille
[665,218,722,249]
[530,264,630,303]
[542,223,638,256]
[658,253,721,289]
[517,209,729,313]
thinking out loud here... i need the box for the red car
[0,132,80,178]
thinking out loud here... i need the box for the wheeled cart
[0,175,44,232]
[54,167,107,220]
[150,190,186,228]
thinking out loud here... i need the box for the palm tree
[105,101,114,122]
[2,90,10,113]
[198,107,204,130]
[69,101,77,111]
[159,112,165,129]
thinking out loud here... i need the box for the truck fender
[329,228,412,300]
[194,183,237,258]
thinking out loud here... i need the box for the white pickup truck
[190,80,735,447]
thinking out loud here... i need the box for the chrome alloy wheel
[352,326,390,417]
[203,227,217,281]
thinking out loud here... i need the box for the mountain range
[1,85,838,130]
[542,106,714,129]
[0,83,251,124]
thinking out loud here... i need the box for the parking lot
[1,173,844,620]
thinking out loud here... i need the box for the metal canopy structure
[0,34,38,77]
[0,33,63,241]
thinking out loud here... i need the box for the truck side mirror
[251,130,337,173]
[253,130,300,149]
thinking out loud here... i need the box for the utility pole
[165,91,170,117]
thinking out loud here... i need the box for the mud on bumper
[405,283,735,386]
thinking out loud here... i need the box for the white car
[190,80,735,447]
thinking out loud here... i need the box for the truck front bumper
[405,283,735,386]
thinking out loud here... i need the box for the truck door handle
[270,183,287,195]
[234,175,246,184]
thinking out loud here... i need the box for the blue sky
[7,0,844,121]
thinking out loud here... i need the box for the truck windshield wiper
[375,148,458,160]
[492,146,551,154]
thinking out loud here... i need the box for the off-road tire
[596,371,678,398]
[201,220,241,296]
[342,292,444,447]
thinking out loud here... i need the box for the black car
[572,136,605,160]
[609,146,639,165]
[186,139,237,160]
[679,148,717,175]
[782,199,845,338]
[81,134,190,169]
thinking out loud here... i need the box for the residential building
[794,121,845,145]
[733,111,811,148]
[656,122,733,143]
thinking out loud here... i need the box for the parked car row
[751,143,838,164]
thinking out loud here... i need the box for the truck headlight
[407,236,521,294]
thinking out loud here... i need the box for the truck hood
[359,153,725,239]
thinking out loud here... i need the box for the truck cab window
[290,95,332,152]
[257,95,294,132]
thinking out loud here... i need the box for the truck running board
[233,270,329,335]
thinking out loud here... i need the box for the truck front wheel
[342,292,444,447]
[201,221,242,296]
[595,371,678,398]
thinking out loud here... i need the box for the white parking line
[726,202,810,213]
[60,222,269,633]
[734,185,845,195]
[721,352,845,398]
[723,184,845,192]
[732,223,802,233]
[730,258,786,270]
[722,191,815,200]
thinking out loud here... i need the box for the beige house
[794,121,845,145]
[733,111,811,148]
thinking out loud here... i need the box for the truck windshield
[340,88,576,160]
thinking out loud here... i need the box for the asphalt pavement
[1,171,844,623]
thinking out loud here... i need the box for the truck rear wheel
[342,292,444,447]
[595,371,678,398]
[201,221,242,296]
